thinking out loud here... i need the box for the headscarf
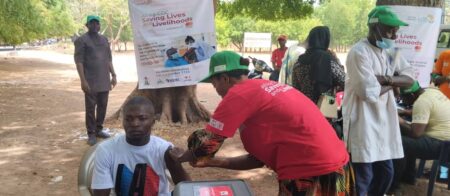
[297,26,333,99]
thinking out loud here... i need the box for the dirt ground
[0,49,448,195]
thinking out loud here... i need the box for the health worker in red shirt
[172,51,355,196]
[270,35,288,81]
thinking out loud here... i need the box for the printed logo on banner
[166,78,180,83]
[407,15,436,24]
[417,15,435,24]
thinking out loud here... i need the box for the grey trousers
[84,91,109,134]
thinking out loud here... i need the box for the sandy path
[0,49,448,196]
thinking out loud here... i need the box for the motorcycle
[247,56,273,79]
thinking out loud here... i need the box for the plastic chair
[416,141,450,196]
[78,142,100,196]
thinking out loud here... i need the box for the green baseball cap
[368,6,408,27]
[86,15,100,23]
[400,81,421,94]
[200,51,249,82]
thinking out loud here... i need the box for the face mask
[171,53,181,59]
[375,26,395,49]
[376,38,395,49]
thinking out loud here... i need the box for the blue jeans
[353,160,394,196]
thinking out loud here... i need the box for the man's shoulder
[75,33,89,41]
[149,135,171,147]
[348,39,373,56]
[97,134,124,150]
[350,39,370,50]
[422,88,449,102]
[415,90,436,107]
[231,79,283,97]
[74,34,87,45]
[98,34,109,41]
[75,33,108,43]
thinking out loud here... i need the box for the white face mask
[375,26,395,49]
[376,38,395,49]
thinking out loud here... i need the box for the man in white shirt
[343,6,414,196]
[91,96,190,196]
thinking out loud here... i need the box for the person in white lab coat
[342,6,414,196]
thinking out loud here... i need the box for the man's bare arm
[380,86,393,96]
[193,154,265,170]
[165,147,191,184]
[376,75,414,88]
[108,62,117,88]
[398,117,427,138]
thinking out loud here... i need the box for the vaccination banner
[389,6,441,87]
[128,0,216,89]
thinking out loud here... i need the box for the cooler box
[173,179,253,196]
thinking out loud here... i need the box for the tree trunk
[376,0,443,7]
[112,20,130,52]
[111,85,210,124]
[107,14,115,53]
[117,43,122,52]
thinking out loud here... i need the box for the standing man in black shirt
[74,15,117,145]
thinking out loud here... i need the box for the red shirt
[206,79,349,179]
[271,47,287,68]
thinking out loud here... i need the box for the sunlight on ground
[216,143,247,157]
[0,146,30,157]
[236,168,273,180]
[1,125,36,130]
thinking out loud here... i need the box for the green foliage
[43,0,76,38]
[218,0,315,21]
[227,17,256,50]
[97,0,130,47]
[255,18,322,43]
[119,25,133,43]
[215,14,232,47]
[315,0,375,49]
[215,15,321,49]
[0,0,75,45]
[215,0,373,51]
[66,0,99,35]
